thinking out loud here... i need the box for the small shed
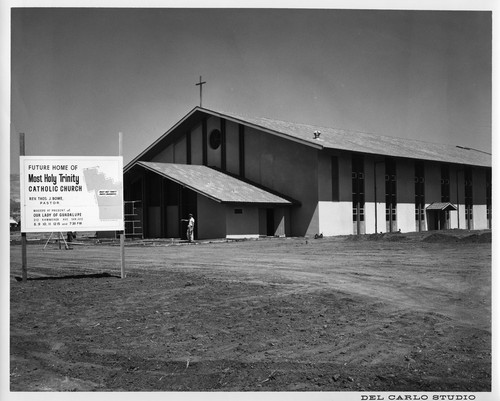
[426,202,458,230]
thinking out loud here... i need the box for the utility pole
[195,76,206,107]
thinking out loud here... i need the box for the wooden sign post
[20,133,28,282]
[119,132,125,279]
[18,132,126,280]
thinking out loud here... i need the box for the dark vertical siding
[221,119,226,171]
[239,124,245,178]
[186,131,191,164]
[202,118,207,166]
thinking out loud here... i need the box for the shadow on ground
[14,272,120,281]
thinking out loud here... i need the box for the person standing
[182,213,195,242]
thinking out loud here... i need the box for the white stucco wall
[473,205,488,229]
[449,209,459,229]
[364,202,376,234]
[457,204,466,229]
[374,202,386,233]
[318,201,353,236]
[397,203,416,233]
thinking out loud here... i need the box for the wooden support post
[119,132,126,278]
[21,234,27,282]
[20,133,28,282]
[120,233,125,278]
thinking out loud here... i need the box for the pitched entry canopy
[426,202,458,211]
[136,161,294,205]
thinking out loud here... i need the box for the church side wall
[196,195,226,240]
[474,205,488,229]
[448,165,460,229]
[424,162,441,203]
[473,168,487,205]
[225,205,260,239]
[317,152,332,202]
[338,153,353,202]
[472,169,488,229]
[314,150,491,235]
[244,127,319,237]
[396,159,415,233]
[363,157,375,234]
[317,201,353,235]
[455,167,466,229]
[317,151,354,235]
[143,114,491,238]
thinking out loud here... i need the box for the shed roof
[135,161,294,205]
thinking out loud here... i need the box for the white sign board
[20,156,124,232]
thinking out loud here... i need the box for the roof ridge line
[216,109,490,151]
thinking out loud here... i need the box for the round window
[209,129,221,150]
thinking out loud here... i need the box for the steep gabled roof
[135,161,293,205]
[125,107,491,170]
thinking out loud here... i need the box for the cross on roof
[195,76,206,107]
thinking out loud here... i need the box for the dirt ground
[9,230,491,392]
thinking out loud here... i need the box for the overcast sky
[7,4,493,174]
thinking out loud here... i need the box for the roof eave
[222,201,294,207]
[200,108,323,150]
[321,145,491,168]
[124,106,202,173]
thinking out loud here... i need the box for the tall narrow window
[441,164,451,224]
[415,162,425,230]
[464,167,473,229]
[352,155,365,232]
[441,164,450,202]
[331,156,339,202]
[385,158,397,231]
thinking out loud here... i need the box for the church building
[123,107,492,240]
